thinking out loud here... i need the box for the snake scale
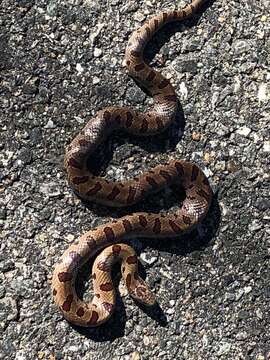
[52,0,212,327]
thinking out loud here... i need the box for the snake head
[129,281,156,306]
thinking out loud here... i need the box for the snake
[52,0,212,327]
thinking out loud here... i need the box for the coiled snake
[52,0,212,327]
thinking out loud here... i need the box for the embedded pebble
[217,342,231,355]
[191,131,201,141]
[263,141,270,152]
[44,119,55,129]
[39,182,61,197]
[0,297,18,323]
[140,252,158,265]
[236,126,251,136]
[233,40,251,55]
[94,47,103,57]
[131,351,141,360]
[76,63,84,73]
[166,308,175,315]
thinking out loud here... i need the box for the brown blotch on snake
[72,176,89,185]
[159,170,172,182]
[125,273,132,289]
[107,186,121,201]
[156,117,164,130]
[103,302,114,313]
[153,218,162,234]
[126,255,137,265]
[127,186,136,204]
[146,70,156,82]
[86,236,97,249]
[62,295,73,312]
[68,158,82,169]
[100,283,114,292]
[135,63,146,71]
[87,311,99,326]
[145,176,159,188]
[191,165,200,181]
[183,215,192,225]
[79,139,89,147]
[169,220,183,234]
[103,227,116,242]
[112,244,122,254]
[52,0,212,328]
[126,111,133,127]
[76,307,85,317]
[164,94,178,102]
[86,182,102,196]
[58,272,72,283]
[122,219,133,232]
[139,215,148,227]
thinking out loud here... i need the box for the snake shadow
[71,248,169,341]
[85,100,185,180]
[83,0,218,177]
[68,0,218,341]
[140,190,221,256]
[70,191,220,342]
[69,280,128,341]
[81,0,216,206]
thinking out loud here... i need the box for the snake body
[52,0,212,327]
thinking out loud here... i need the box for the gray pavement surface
[0,0,269,359]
